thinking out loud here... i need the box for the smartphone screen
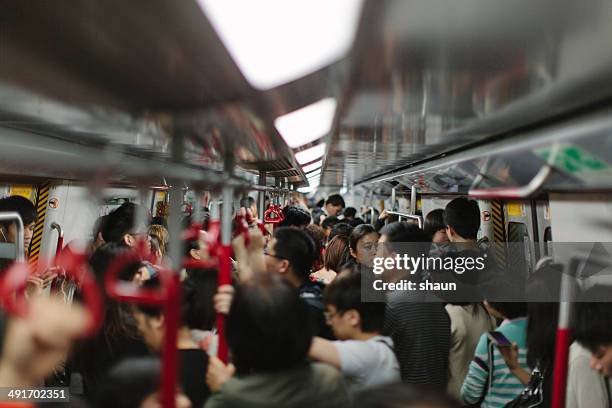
[487,331,512,347]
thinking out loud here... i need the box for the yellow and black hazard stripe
[29,183,50,267]
[491,200,506,269]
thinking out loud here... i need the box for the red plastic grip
[551,327,572,408]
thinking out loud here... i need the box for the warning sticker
[507,202,524,217]
[48,198,59,209]
[482,210,491,222]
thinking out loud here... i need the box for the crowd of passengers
[0,193,610,408]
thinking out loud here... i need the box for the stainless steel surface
[0,212,25,262]
[410,186,417,215]
[322,0,612,188]
[385,211,423,229]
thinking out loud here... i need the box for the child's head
[323,265,385,340]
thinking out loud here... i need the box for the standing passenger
[348,224,379,268]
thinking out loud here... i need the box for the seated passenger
[205,275,351,408]
[568,286,612,408]
[309,266,400,394]
[133,273,217,408]
[310,235,351,285]
[379,222,451,388]
[96,357,191,408]
[348,224,379,268]
[461,302,528,407]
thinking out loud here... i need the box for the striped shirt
[461,317,529,408]
[383,290,451,388]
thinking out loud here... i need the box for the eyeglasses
[263,250,286,260]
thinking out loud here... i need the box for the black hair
[325,194,345,209]
[349,224,377,251]
[315,198,325,208]
[574,285,612,352]
[424,209,446,241]
[96,357,161,408]
[321,216,341,230]
[343,207,357,219]
[328,222,354,242]
[324,266,385,332]
[92,215,109,241]
[240,196,255,209]
[135,271,217,330]
[150,216,167,228]
[348,217,365,228]
[272,227,316,281]
[379,222,428,243]
[444,197,480,240]
[279,206,312,228]
[311,207,325,226]
[354,383,461,408]
[102,203,145,244]
[487,302,527,320]
[0,195,37,227]
[227,276,313,374]
[323,235,351,273]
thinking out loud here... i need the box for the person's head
[90,243,150,286]
[321,216,340,237]
[485,301,527,321]
[96,357,191,408]
[133,272,217,352]
[227,276,313,374]
[328,222,354,242]
[349,224,379,267]
[0,196,37,251]
[574,286,612,376]
[92,215,109,251]
[323,266,385,340]
[184,229,209,261]
[343,207,357,220]
[324,194,345,217]
[323,235,351,273]
[378,222,429,260]
[354,383,461,408]
[102,203,150,248]
[148,236,163,266]
[278,206,311,228]
[444,197,480,242]
[424,209,448,243]
[265,227,316,287]
[148,225,168,257]
[304,224,325,269]
[348,217,365,228]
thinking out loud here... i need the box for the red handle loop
[264,205,285,224]
[0,250,104,338]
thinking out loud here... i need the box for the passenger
[379,222,451,388]
[148,235,163,267]
[148,224,169,259]
[348,224,379,268]
[0,298,89,387]
[328,222,354,241]
[240,196,258,220]
[264,227,333,339]
[278,205,311,228]
[323,194,345,217]
[69,244,150,400]
[353,384,461,408]
[568,286,612,408]
[204,276,351,408]
[494,264,563,407]
[102,202,150,249]
[310,235,351,285]
[0,195,37,254]
[445,301,496,399]
[342,206,357,220]
[347,217,365,228]
[91,214,109,252]
[321,216,341,239]
[304,224,325,271]
[424,209,449,243]
[309,266,400,394]
[461,302,528,407]
[96,357,191,408]
[133,273,216,408]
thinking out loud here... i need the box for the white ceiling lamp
[298,186,315,194]
[275,98,337,148]
[306,168,322,178]
[296,143,326,165]
[302,159,323,173]
[197,0,363,90]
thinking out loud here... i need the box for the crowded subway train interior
[0,1,612,407]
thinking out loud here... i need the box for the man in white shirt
[309,266,400,394]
